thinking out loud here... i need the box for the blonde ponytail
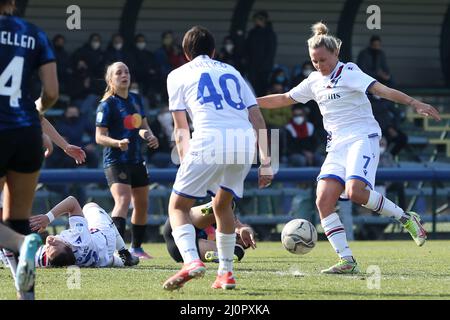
[307,22,342,53]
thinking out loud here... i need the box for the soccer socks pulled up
[216,231,236,276]
[321,213,353,259]
[172,224,200,264]
[131,224,147,249]
[363,190,406,221]
[112,217,126,238]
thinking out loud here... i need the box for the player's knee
[115,194,131,208]
[346,185,365,204]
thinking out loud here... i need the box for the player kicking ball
[257,22,440,274]
[29,196,139,268]
[163,26,272,290]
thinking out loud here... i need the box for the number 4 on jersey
[0,56,24,108]
[197,73,224,110]
[197,72,246,110]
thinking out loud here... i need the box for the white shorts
[173,151,253,199]
[82,204,116,264]
[317,135,380,192]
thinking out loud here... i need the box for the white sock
[216,231,236,276]
[321,213,353,259]
[172,224,199,264]
[363,190,406,220]
[113,224,126,251]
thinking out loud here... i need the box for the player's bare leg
[2,170,41,299]
[163,193,205,291]
[349,179,427,246]
[211,188,236,289]
[130,186,153,259]
[317,178,359,274]
[110,183,132,237]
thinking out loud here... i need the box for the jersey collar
[328,61,344,79]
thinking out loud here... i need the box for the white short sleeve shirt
[289,61,381,151]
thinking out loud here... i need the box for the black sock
[131,224,147,248]
[4,219,31,235]
[234,244,245,261]
[112,217,126,238]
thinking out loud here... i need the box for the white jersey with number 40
[167,55,257,154]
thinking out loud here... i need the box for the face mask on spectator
[114,42,123,50]
[225,43,234,54]
[380,147,386,154]
[91,41,100,50]
[130,88,139,94]
[293,116,304,125]
[163,37,173,47]
[136,42,146,50]
[303,68,313,77]
[276,75,286,83]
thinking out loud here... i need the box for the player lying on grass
[163,201,256,264]
[29,196,139,268]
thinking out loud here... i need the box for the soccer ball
[281,219,317,255]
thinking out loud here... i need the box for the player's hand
[258,164,273,189]
[29,214,51,232]
[118,139,130,151]
[413,102,441,121]
[238,226,257,249]
[64,145,87,164]
[145,134,159,149]
[43,133,53,158]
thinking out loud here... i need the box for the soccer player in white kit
[257,22,441,274]
[29,196,138,268]
[162,26,273,290]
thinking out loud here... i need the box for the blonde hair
[307,22,342,54]
[101,62,128,102]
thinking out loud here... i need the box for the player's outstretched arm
[368,82,441,121]
[256,93,296,109]
[41,117,86,164]
[172,111,191,162]
[248,107,274,188]
[35,62,59,114]
[30,196,84,232]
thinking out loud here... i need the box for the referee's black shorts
[0,126,44,177]
[104,162,149,188]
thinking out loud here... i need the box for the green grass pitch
[1,240,450,300]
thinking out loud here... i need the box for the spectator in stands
[103,34,134,69]
[358,35,403,126]
[154,31,187,102]
[68,58,99,116]
[72,33,105,83]
[129,81,150,112]
[217,36,244,73]
[285,106,322,167]
[268,67,290,92]
[147,107,176,168]
[45,105,97,204]
[291,61,314,87]
[357,35,392,86]
[52,34,71,95]
[131,34,160,101]
[244,10,277,96]
[385,125,408,157]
